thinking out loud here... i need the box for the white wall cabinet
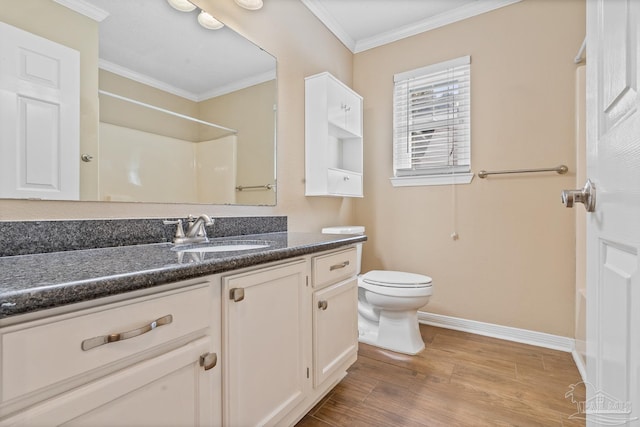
[305,72,363,198]
[221,259,308,427]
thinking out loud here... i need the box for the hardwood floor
[297,325,585,427]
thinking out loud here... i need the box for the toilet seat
[362,270,432,288]
[359,270,432,298]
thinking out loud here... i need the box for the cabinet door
[326,78,362,137]
[222,260,308,427]
[1,337,215,427]
[313,278,358,387]
[342,89,362,137]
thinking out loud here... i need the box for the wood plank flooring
[297,325,585,426]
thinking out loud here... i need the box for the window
[391,56,472,187]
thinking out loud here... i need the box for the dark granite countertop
[0,232,366,320]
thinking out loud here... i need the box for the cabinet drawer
[1,284,211,403]
[327,169,362,197]
[312,248,357,289]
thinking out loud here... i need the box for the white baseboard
[418,311,575,353]
[571,349,588,383]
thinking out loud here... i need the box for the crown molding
[356,0,522,53]
[301,0,522,54]
[53,0,109,22]
[99,60,200,102]
[199,69,277,100]
[100,60,276,102]
[300,0,356,52]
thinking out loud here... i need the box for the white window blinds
[393,56,471,177]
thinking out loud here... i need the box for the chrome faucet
[164,214,214,245]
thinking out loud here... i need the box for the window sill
[390,172,474,187]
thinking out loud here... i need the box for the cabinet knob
[200,352,218,371]
[343,175,350,181]
[318,300,328,310]
[230,288,245,302]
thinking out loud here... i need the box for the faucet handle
[163,219,185,239]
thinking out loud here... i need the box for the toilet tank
[321,226,365,275]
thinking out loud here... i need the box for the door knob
[561,179,596,212]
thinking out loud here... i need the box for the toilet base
[358,310,425,355]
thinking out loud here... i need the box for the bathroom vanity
[0,219,365,426]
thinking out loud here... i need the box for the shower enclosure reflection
[0,0,277,206]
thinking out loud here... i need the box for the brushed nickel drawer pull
[200,352,218,371]
[329,261,350,271]
[81,314,173,351]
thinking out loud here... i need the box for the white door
[583,0,640,425]
[0,21,80,200]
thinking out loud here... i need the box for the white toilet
[322,226,433,355]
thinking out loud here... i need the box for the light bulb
[166,0,196,12]
[234,0,263,11]
[197,10,224,30]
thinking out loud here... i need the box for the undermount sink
[172,240,271,253]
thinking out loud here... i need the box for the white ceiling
[300,0,522,53]
[61,0,276,101]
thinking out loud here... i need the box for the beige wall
[0,0,356,233]
[353,0,585,337]
[199,80,276,205]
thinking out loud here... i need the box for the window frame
[390,56,473,187]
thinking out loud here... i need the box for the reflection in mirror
[0,0,276,205]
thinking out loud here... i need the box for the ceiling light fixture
[167,0,196,12]
[166,0,225,30]
[234,0,263,11]
[197,10,224,30]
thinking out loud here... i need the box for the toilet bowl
[322,226,433,355]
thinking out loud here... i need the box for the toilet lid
[362,270,432,288]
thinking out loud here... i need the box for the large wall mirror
[0,0,277,206]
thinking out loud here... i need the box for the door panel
[586,0,640,425]
[0,21,79,200]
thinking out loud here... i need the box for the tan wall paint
[99,70,201,142]
[0,0,355,233]
[353,0,585,337]
[198,80,276,205]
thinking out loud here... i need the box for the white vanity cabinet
[305,72,364,198]
[311,248,358,387]
[0,245,361,427]
[0,279,220,426]
[221,259,308,427]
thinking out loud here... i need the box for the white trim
[418,311,575,352]
[300,0,357,52]
[200,69,277,100]
[572,349,588,382]
[354,0,522,53]
[100,60,275,102]
[53,0,109,22]
[395,56,470,82]
[301,0,522,54]
[390,172,474,187]
[99,60,200,101]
